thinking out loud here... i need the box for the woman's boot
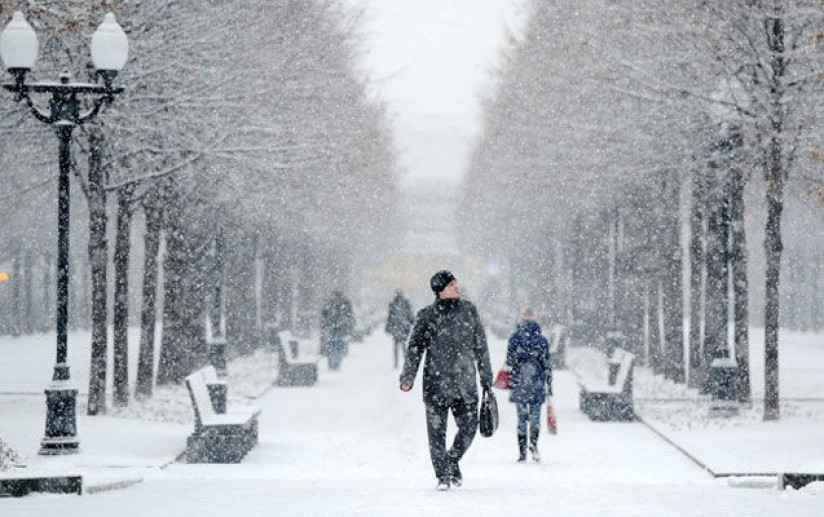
[529,425,541,462]
[517,433,527,462]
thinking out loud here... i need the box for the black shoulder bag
[479,387,499,437]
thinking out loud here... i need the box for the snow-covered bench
[184,366,260,463]
[579,347,635,421]
[275,340,319,387]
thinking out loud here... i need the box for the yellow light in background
[0,271,9,282]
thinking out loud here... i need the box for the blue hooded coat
[506,320,553,404]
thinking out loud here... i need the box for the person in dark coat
[320,290,355,370]
[400,270,494,491]
[506,307,553,463]
[385,289,415,369]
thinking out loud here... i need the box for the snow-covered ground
[1,327,822,515]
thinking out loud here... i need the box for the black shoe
[518,434,527,463]
[450,462,462,487]
[529,427,540,462]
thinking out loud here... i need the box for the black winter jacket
[400,298,493,406]
[385,293,415,342]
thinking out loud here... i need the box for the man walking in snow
[320,289,356,370]
[400,270,493,491]
[385,289,415,369]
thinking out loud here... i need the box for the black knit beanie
[430,270,456,295]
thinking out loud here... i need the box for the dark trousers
[425,399,478,480]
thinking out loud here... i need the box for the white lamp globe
[0,12,39,70]
[91,13,128,72]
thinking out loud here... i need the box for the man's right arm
[399,310,427,390]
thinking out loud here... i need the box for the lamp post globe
[0,11,38,70]
[91,13,128,73]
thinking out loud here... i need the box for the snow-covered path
[4,332,820,516]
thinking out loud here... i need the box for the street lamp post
[0,11,128,455]
[209,231,228,379]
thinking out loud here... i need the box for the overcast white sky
[342,0,528,186]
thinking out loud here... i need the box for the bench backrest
[185,368,216,430]
[201,365,219,384]
[611,349,635,394]
[275,340,289,366]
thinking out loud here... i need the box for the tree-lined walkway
[4,331,820,516]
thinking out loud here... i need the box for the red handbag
[546,404,558,435]
[493,367,511,390]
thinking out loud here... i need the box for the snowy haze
[343,0,528,186]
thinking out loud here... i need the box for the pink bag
[546,404,558,435]
[493,367,511,390]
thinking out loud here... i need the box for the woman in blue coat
[506,307,553,462]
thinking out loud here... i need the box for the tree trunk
[135,202,163,399]
[729,148,751,405]
[86,129,109,416]
[11,254,20,337]
[112,186,135,407]
[607,209,618,329]
[647,281,661,372]
[662,176,684,383]
[763,171,782,420]
[23,251,33,334]
[702,156,730,394]
[763,7,785,422]
[211,232,224,339]
[688,164,706,389]
[157,196,190,385]
[261,248,278,330]
[183,235,210,370]
[280,251,295,332]
[227,233,249,348]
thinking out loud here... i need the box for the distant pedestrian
[506,307,553,462]
[400,270,493,491]
[385,289,415,369]
[320,289,356,370]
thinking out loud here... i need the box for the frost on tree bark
[729,139,751,405]
[688,164,707,389]
[763,168,782,420]
[660,175,684,383]
[702,153,730,394]
[157,196,190,385]
[763,8,785,422]
[112,186,135,407]
[135,201,163,399]
[86,129,109,416]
